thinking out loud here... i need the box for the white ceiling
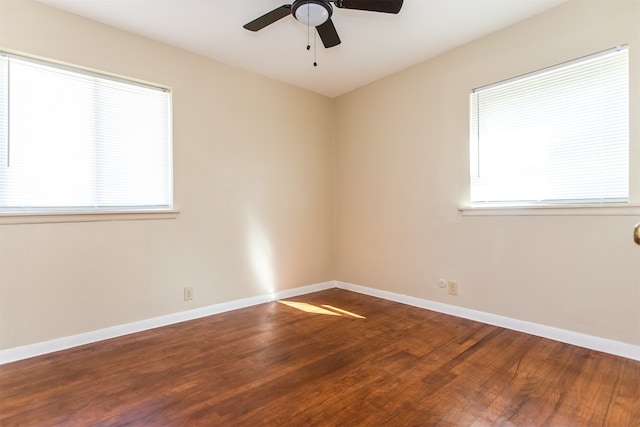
[35,0,568,98]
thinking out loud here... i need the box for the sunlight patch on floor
[320,304,366,319]
[278,301,366,319]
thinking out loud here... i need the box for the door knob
[635,223,640,245]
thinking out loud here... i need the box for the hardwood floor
[1,288,639,426]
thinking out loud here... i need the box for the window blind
[0,52,172,213]
[470,46,628,206]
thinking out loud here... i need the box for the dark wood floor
[1,288,639,426]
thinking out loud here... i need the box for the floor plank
[1,289,638,426]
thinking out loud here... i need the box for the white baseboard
[3,279,638,364]
[0,281,336,364]
[336,281,640,362]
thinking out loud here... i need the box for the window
[0,52,172,214]
[470,46,628,207]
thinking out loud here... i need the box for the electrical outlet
[184,287,194,301]
[448,280,458,296]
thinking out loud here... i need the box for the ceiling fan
[243,0,404,48]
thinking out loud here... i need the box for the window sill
[459,205,640,217]
[0,210,180,225]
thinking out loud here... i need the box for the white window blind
[470,46,628,206]
[0,52,172,213]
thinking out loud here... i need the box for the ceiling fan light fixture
[293,1,332,26]
[244,0,404,49]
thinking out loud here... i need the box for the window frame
[0,50,176,223]
[466,45,633,213]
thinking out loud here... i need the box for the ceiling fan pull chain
[306,6,311,51]
[301,5,316,67]
[313,30,318,67]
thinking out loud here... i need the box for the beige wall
[0,0,335,349]
[335,0,640,345]
[1,0,639,352]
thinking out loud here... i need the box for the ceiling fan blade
[243,5,292,31]
[316,18,341,48]
[334,0,403,14]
